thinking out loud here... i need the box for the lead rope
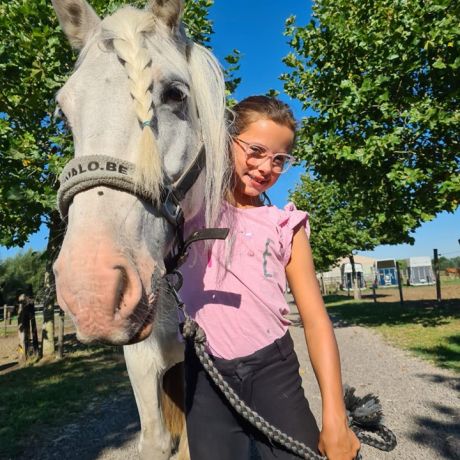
[180,315,397,460]
[163,235,396,460]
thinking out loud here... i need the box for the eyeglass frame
[233,137,295,174]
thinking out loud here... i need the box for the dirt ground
[0,321,76,374]
[15,305,460,460]
[2,287,459,459]
[355,283,460,303]
[0,334,19,374]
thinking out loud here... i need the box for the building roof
[318,254,377,278]
[337,255,376,266]
[408,256,432,267]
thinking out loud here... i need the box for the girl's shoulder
[276,203,310,266]
[275,202,310,237]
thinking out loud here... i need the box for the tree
[0,0,239,356]
[0,0,238,248]
[290,174,378,272]
[438,255,460,270]
[290,174,379,298]
[0,250,46,305]
[283,0,459,250]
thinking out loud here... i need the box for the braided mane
[95,6,229,225]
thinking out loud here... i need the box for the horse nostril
[114,265,128,313]
[111,264,143,319]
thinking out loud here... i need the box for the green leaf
[282,0,459,253]
[432,58,447,69]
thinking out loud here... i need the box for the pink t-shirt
[179,202,309,359]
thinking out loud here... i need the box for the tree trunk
[41,211,65,358]
[41,270,56,357]
[349,255,362,300]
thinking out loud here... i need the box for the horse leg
[124,329,184,460]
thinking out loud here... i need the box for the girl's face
[232,118,294,207]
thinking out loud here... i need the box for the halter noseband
[57,147,228,275]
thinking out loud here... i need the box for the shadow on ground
[409,400,460,459]
[322,296,459,329]
[0,361,18,373]
[19,391,140,460]
[0,333,136,459]
[286,295,460,328]
[415,372,460,392]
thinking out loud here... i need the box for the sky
[1,0,458,262]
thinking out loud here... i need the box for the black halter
[57,146,229,278]
[160,146,229,274]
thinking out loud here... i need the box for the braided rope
[355,426,397,452]
[183,317,397,459]
[182,318,327,460]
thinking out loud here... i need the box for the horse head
[52,0,228,345]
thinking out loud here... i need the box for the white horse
[51,0,229,458]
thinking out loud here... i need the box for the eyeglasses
[234,138,295,174]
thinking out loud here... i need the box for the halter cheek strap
[56,147,229,274]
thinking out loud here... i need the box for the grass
[0,336,131,459]
[324,295,460,373]
[440,276,460,286]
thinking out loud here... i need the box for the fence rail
[1,304,74,337]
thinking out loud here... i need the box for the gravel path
[19,302,459,460]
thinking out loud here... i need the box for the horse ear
[147,0,183,29]
[52,0,101,49]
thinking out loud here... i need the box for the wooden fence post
[434,249,442,303]
[396,261,404,306]
[30,303,39,358]
[17,301,28,364]
[3,304,6,337]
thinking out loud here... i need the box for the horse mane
[78,6,229,227]
[187,42,230,226]
[102,7,164,202]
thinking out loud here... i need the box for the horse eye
[162,85,187,104]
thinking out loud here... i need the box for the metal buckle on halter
[161,186,184,228]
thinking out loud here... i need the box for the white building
[407,256,435,285]
[317,255,376,291]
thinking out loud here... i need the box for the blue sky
[1,0,458,261]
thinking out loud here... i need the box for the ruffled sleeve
[277,202,310,266]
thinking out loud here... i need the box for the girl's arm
[285,226,360,460]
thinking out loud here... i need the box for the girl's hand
[318,416,361,460]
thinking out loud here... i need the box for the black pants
[185,332,320,459]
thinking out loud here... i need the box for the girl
[180,96,360,460]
